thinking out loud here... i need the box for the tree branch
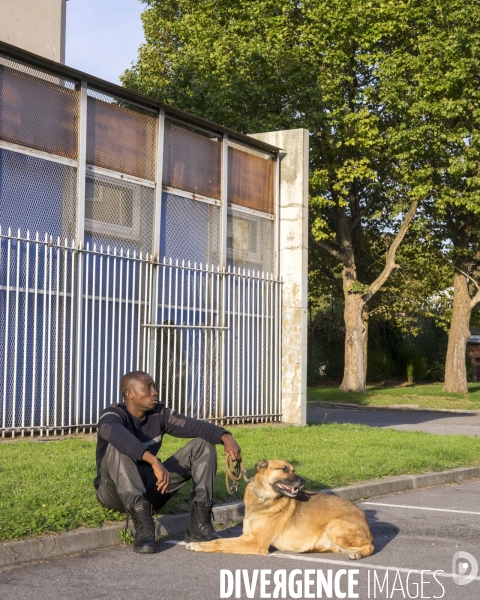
[470,289,480,309]
[439,250,480,296]
[350,196,377,231]
[309,235,348,265]
[455,266,479,290]
[366,304,384,316]
[362,200,419,303]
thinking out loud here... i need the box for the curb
[1,466,479,569]
[0,501,245,570]
[324,465,480,501]
[308,401,480,414]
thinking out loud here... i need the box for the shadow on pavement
[364,509,400,553]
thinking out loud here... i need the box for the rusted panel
[162,122,221,200]
[0,64,78,159]
[228,146,274,214]
[86,96,157,181]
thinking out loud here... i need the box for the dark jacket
[94,402,228,489]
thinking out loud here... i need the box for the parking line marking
[361,502,480,515]
[270,553,480,581]
[165,540,480,582]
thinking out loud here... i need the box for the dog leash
[225,455,252,494]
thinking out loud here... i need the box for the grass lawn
[308,382,480,411]
[1,423,479,542]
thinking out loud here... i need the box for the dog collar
[252,482,279,502]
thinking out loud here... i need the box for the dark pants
[96,437,217,513]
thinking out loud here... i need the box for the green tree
[122,0,480,392]
[309,211,452,384]
[378,0,480,392]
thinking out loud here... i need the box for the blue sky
[65,0,146,84]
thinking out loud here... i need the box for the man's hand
[221,433,242,462]
[141,450,170,493]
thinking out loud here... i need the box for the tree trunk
[362,306,369,387]
[340,292,367,392]
[443,262,471,393]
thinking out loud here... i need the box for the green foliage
[124,0,480,386]
[372,217,453,333]
[123,0,433,245]
[308,296,345,384]
[348,282,371,296]
[378,0,480,217]
[367,349,397,383]
[118,528,134,545]
[309,303,449,385]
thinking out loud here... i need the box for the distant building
[0,0,66,63]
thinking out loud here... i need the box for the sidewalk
[307,402,480,436]
[2,465,479,569]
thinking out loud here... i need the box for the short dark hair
[120,371,151,398]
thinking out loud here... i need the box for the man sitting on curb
[94,370,242,554]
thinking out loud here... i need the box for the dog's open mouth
[274,481,304,497]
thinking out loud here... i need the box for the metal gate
[146,258,282,424]
[0,228,282,436]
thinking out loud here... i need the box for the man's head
[120,371,158,417]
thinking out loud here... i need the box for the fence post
[216,133,229,422]
[249,129,309,426]
[73,80,87,431]
[148,109,165,379]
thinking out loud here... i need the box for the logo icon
[452,551,478,586]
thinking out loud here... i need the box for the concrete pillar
[250,129,309,426]
[0,0,66,63]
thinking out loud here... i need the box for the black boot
[184,501,220,542]
[127,500,155,554]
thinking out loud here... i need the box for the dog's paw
[348,552,361,560]
[186,542,201,552]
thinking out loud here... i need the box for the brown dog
[186,459,374,559]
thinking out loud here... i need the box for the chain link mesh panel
[0,57,78,159]
[0,149,77,239]
[227,208,274,275]
[84,172,154,255]
[86,89,157,181]
[160,192,221,266]
[228,142,275,214]
[163,120,221,199]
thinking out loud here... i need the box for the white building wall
[250,129,309,426]
[0,0,66,63]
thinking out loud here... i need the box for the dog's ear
[255,460,268,472]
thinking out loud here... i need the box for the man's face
[125,374,158,413]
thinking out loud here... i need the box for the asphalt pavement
[1,480,479,600]
[307,403,480,436]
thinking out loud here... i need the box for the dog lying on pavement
[186,459,374,558]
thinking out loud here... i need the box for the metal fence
[0,43,283,435]
[0,227,282,436]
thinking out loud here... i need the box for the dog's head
[253,460,305,499]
